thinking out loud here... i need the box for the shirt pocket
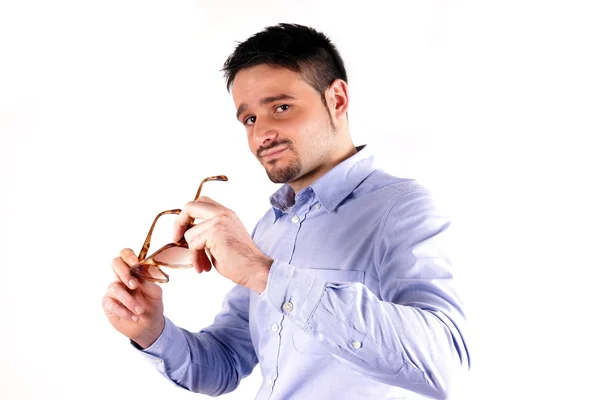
[291,268,365,356]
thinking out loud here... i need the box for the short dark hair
[221,23,348,101]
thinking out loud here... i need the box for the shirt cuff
[129,317,188,373]
[262,260,327,329]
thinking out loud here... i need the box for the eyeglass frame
[128,175,228,283]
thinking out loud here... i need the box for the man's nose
[253,119,278,146]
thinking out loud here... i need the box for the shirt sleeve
[261,188,471,400]
[132,283,258,396]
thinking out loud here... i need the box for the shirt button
[352,340,362,349]
[282,301,294,312]
[266,378,274,387]
[314,203,321,210]
[291,215,300,223]
[270,323,280,332]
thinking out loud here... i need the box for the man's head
[222,23,356,192]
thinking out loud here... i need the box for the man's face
[231,64,337,185]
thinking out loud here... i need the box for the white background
[1,1,598,399]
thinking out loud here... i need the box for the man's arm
[259,188,470,399]
[134,284,258,396]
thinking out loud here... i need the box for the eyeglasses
[128,175,228,283]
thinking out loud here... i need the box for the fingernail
[131,315,139,322]
[135,306,144,315]
[129,280,137,289]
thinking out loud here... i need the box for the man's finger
[182,217,218,243]
[102,294,139,322]
[120,248,140,266]
[112,252,140,290]
[107,282,145,316]
[186,229,214,273]
[173,200,221,241]
[182,218,218,274]
[193,251,212,273]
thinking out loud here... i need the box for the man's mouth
[260,145,288,161]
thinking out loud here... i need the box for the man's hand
[102,248,166,349]
[174,196,273,293]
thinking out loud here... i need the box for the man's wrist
[248,256,273,294]
[132,316,165,350]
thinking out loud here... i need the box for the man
[102,23,470,399]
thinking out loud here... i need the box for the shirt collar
[269,144,375,220]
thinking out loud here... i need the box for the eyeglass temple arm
[138,209,182,261]
[137,175,228,261]
[194,175,228,200]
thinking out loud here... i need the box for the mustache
[257,140,293,158]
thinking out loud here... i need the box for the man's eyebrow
[236,94,296,120]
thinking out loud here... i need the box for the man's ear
[327,79,350,119]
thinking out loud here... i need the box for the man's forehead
[232,68,307,105]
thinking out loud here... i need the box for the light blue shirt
[135,144,471,399]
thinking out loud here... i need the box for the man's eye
[275,104,290,113]
[244,116,256,126]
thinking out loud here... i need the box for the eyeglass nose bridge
[130,257,170,283]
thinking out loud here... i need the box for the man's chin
[265,166,300,184]
[266,170,289,184]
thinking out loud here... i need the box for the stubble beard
[264,147,303,183]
